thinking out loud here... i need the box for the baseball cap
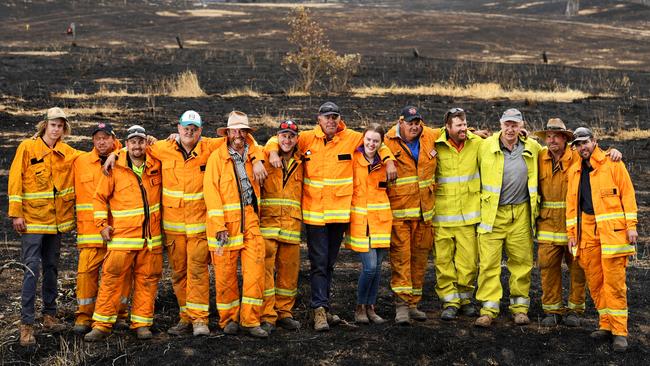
[318,102,340,116]
[92,122,115,136]
[126,125,147,140]
[278,119,299,135]
[400,106,423,122]
[179,110,202,128]
[500,108,524,123]
[571,127,594,146]
[46,107,68,122]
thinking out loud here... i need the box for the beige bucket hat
[534,118,574,140]
[217,111,256,136]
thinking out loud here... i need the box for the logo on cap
[409,108,417,115]
[98,123,105,128]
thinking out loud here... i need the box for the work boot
[43,314,67,332]
[541,314,560,327]
[260,321,275,335]
[366,305,386,324]
[114,318,130,331]
[72,323,92,336]
[223,321,239,335]
[192,321,210,337]
[590,329,612,340]
[355,305,369,324]
[474,315,493,328]
[441,307,458,321]
[241,326,269,338]
[84,328,109,342]
[277,317,301,330]
[19,324,36,347]
[394,300,410,325]
[409,306,427,321]
[612,336,628,352]
[513,313,530,325]
[135,327,153,340]
[460,304,479,317]
[563,312,581,327]
[313,307,329,332]
[326,311,341,326]
[168,319,192,336]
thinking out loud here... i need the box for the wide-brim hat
[216,110,256,136]
[534,118,574,140]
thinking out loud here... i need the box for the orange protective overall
[204,143,265,329]
[73,143,131,326]
[149,138,231,323]
[385,124,439,306]
[91,152,163,331]
[259,146,303,325]
[566,147,637,336]
[536,148,586,314]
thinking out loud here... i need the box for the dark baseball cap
[92,122,115,136]
[400,106,423,122]
[571,127,594,146]
[318,102,340,116]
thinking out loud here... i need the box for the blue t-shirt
[405,139,420,162]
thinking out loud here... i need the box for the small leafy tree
[325,53,361,93]
[283,7,361,93]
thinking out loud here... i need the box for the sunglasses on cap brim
[280,121,298,131]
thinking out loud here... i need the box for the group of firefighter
[8,102,637,352]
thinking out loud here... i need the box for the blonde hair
[35,118,72,138]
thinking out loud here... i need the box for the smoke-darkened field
[0,1,648,365]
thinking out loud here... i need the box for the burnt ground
[0,0,649,365]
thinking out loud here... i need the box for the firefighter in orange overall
[84,125,163,341]
[567,127,637,352]
[8,107,80,346]
[72,122,131,335]
[259,120,303,334]
[534,119,587,328]
[535,119,622,328]
[204,111,268,338]
[267,102,396,331]
[384,106,440,325]
[347,123,392,325]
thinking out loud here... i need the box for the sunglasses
[444,107,465,122]
[280,120,298,131]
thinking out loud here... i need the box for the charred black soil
[0,1,649,365]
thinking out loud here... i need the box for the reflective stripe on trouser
[537,242,586,315]
[211,206,265,328]
[92,249,162,331]
[476,203,532,317]
[576,214,629,336]
[390,220,433,306]
[261,238,300,325]
[75,247,131,326]
[434,225,478,309]
[165,234,210,323]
